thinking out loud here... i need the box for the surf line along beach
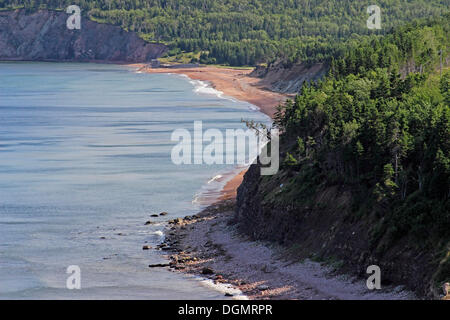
[131,64,289,201]
[129,64,289,118]
[132,63,289,204]
[133,64,416,300]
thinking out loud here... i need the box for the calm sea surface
[0,62,268,299]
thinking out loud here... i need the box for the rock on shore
[162,200,415,300]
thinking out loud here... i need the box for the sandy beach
[130,64,290,118]
[219,170,247,201]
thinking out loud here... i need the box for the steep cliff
[235,163,442,298]
[0,9,167,62]
[250,60,328,94]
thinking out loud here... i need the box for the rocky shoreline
[156,200,416,300]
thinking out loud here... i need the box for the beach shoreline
[129,63,283,207]
[160,200,416,300]
[130,63,276,217]
[129,64,291,118]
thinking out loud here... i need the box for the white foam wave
[152,230,164,237]
[190,80,225,99]
[192,193,200,204]
[247,103,260,111]
[151,230,165,242]
[207,175,223,184]
[198,277,248,300]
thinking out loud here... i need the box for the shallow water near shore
[0,62,268,299]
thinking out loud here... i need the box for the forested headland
[236,15,449,297]
[1,0,448,66]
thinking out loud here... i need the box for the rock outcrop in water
[0,9,167,62]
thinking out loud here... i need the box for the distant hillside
[1,0,448,66]
[0,9,167,62]
[236,15,449,298]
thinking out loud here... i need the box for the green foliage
[297,137,305,155]
[274,17,450,247]
[331,16,450,77]
[1,0,448,66]
[441,71,450,106]
[283,152,298,167]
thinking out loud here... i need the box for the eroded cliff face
[250,60,328,94]
[0,9,167,62]
[235,164,438,298]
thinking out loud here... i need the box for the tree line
[1,0,448,66]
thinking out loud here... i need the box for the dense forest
[1,0,448,66]
[268,14,449,292]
